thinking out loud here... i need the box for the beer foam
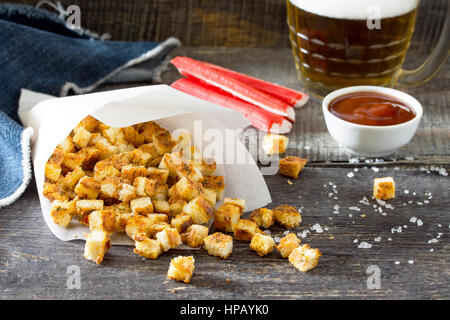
[290,0,419,20]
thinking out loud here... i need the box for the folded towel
[0,3,180,208]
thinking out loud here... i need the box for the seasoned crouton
[45,162,61,183]
[146,213,169,225]
[214,204,241,233]
[92,135,118,160]
[146,168,169,184]
[223,198,246,213]
[130,147,153,166]
[183,196,214,224]
[77,147,100,171]
[102,127,125,145]
[116,143,134,154]
[153,130,176,155]
[58,136,76,153]
[176,162,203,182]
[156,228,182,251]
[181,224,209,248]
[76,199,104,226]
[125,215,153,239]
[262,134,289,155]
[250,208,274,229]
[373,177,395,200]
[195,158,216,176]
[133,176,150,196]
[250,234,275,257]
[107,202,131,214]
[50,200,75,227]
[118,183,136,202]
[43,182,68,202]
[200,175,225,201]
[202,188,217,206]
[130,197,154,215]
[93,163,120,182]
[88,210,116,234]
[169,197,187,217]
[138,121,166,143]
[121,164,147,182]
[279,156,307,179]
[148,222,171,237]
[171,214,192,234]
[77,115,100,132]
[122,126,144,147]
[112,212,133,232]
[158,153,182,178]
[74,176,100,199]
[150,183,168,201]
[83,230,111,265]
[153,199,170,215]
[61,167,85,191]
[276,233,301,258]
[100,176,121,198]
[167,256,195,284]
[108,152,131,170]
[175,177,202,201]
[273,205,302,229]
[204,232,233,259]
[289,244,321,272]
[63,152,84,171]
[72,126,92,149]
[232,219,263,242]
[132,233,162,259]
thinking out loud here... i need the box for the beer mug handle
[395,4,449,86]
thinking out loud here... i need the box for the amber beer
[287,0,419,96]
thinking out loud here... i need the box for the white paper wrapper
[18,85,271,246]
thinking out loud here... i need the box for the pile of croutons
[43,116,320,284]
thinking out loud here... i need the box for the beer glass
[286,0,449,97]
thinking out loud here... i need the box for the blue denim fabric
[0,4,179,206]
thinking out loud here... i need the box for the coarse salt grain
[358,242,372,249]
[410,217,417,223]
[311,223,323,233]
[374,237,381,242]
[417,219,423,226]
[347,172,354,178]
[408,260,414,264]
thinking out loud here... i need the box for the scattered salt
[311,223,323,233]
[347,172,354,178]
[417,219,423,226]
[358,242,372,249]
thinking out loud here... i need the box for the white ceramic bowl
[322,86,423,157]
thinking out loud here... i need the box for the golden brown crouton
[158,153,182,178]
[176,162,203,182]
[171,214,192,234]
[204,232,233,259]
[289,244,321,272]
[78,147,101,170]
[146,213,169,225]
[148,222,171,237]
[43,182,68,202]
[72,126,92,149]
[223,198,246,213]
[130,197,154,215]
[132,233,162,259]
[93,163,120,182]
[88,210,116,234]
[169,197,187,217]
[125,215,154,239]
[100,176,121,199]
[153,130,176,155]
[156,228,182,251]
[58,136,76,153]
[102,127,125,145]
[262,134,289,155]
[181,224,209,248]
[249,208,274,229]
[122,126,145,147]
[214,204,241,233]
[133,176,150,197]
[50,200,75,227]
[153,199,170,215]
[77,115,100,132]
[63,152,84,171]
[273,205,302,229]
[279,156,307,179]
[61,167,85,191]
[137,121,166,143]
[130,147,153,166]
[200,175,225,201]
[118,183,136,203]
[74,176,100,199]
[75,199,104,226]
[202,188,217,206]
[250,234,275,257]
[92,135,118,160]
[232,219,263,242]
[195,158,216,176]
[175,177,202,201]
[146,168,169,184]
[276,233,301,258]
[183,196,214,224]
[83,230,111,265]
[121,164,147,182]
[45,162,61,183]
[167,256,195,284]
[373,177,395,200]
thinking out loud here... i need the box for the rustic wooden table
[0,47,448,299]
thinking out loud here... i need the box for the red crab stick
[171,57,295,122]
[171,77,292,134]
[204,62,309,108]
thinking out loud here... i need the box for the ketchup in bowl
[329,91,416,126]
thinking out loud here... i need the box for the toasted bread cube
[58,136,76,153]
[76,199,104,218]
[279,156,307,179]
[148,222,171,237]
[153,199,170,215]
[61,167,85,191]
[94,164,120,181]
[137,121,166,143]
[130,197,154,215]
[183,196,214,224]
[273,205,302,229]
[77,115,100,132]
[116,143,134,154]
[250,233,275,257]
[45,162,61,183]
[176,162,203,182]
[150,183,168,201]
[83,231,111,265]
[175,177,202,201]
[276,233,301,258]
[156,228,182,251]
[118,183,136,203]
[262,134,289,155]
[132,234,162,259]
[121,164,147,182]
[250,208,274,229]
[153,130,176,155]
[202,188,217,206]
[195,158,216,176]
[214,204,241,233]
[169,197,187,217]
[63,152,84,171]
[125,215,153,239]
[50,200,75,227]
[146,168,169,184]
[158,153,182,178]
[146,213,169,225]
[181,224,209,248]
[289,244,322,272]
[171,214,192,234]
[107,202,131,214]
[122,126,145,147]
[88,210,116,234]
[200,175,225,201]
[78,147,101,170]
[133,176,149,196]
[74,176,100,199]
[92,135,118,160]
[204,232,233,259]
[373,177,395,200]
[232,219,263,242]
[167,256,195,284]
[223,198,246,213]
[43,182,68,202]
[100,176,121,198]
[129,147,153,166]
[102,127,125,145]
[73,126,92,149]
